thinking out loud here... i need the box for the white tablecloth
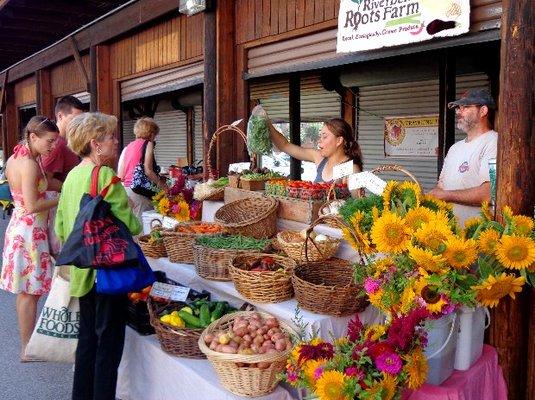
[148,257,383,339]
[117,327,295,400]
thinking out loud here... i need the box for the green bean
[196,234,269,250]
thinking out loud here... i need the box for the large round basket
[193,242,269,281]
[147,298,205,359]
[162,222,223,264]
[276,230,340,264]
[292,258,368,316]
[228,254,296,303]
[214,197,278,239]
[137,234,167,258]
[198,311,297,397]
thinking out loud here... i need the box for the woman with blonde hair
[0,116,59,361]
[55,112,141,400]
[118,117,167,220]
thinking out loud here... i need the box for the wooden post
[490,0,535,399]
[341,87,356,133]
[437,49,456,175]
[89,46,97,113]
[69,36,90,91]
[203,10,216,179]
[35,69,54,118]
[235,44,249,162]
[96,45,112,115]
[289,73,301,180]
[4,84,18,157]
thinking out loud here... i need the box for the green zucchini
[210,302,226,322]
[178,311,203,328]
[199,304,211,327]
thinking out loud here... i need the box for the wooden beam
[341,87,356,132]
[35,69,53,118]
[289,73,301,180]
[203,6,216,178]
[4,84,18,157]
[89,46,97,112]
[69,36,90,91]
[235,44,249,162]
[0,0,180,84]
[0,69,7,114]
[96,45,112,114]
[491,0,535,399]
[437,49,456,175]
[0,69,8,161]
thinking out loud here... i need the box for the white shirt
[439,130,498,227]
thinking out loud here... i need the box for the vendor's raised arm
[267,119,319,164]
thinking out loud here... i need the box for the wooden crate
[239,179,265,191]
[224,187,323,224]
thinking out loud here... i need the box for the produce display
[265,179,350,200]
[241,255,284,273]
[209,176,230,187]
[128,285,152,303]
[159,299,236,329]
[237,167,286,181]
[202,313,292,364]
[172,222,223,235]
[196,234,270,251]
[247,115,272,155]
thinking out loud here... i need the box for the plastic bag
[246,104,272,155]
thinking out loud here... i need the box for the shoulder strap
[90,166,122,198]
[139,140,150,164]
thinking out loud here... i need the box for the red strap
[90,166,121,198]
[100,176,121,198]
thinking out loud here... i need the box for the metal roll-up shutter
[72,91,91,105]
[454,73,491,143]
[301,74,341,121]
[122,119,136,147]
[250,78,289,122]
[121,62,203,102]
[153,110,187,170]
[193,105,203,164]
[358,79,440,191]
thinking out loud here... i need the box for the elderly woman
[118,117,167,221]
[55,112,141,400]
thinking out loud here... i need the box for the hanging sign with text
[384,115,438,157]
[336,0,470,53]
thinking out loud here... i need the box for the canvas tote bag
[25,266,79,363]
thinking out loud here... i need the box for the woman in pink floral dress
[0,116,60,361]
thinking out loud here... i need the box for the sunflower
[303,359,325,386]
[502,205,514,220]
[415,221,455,252]
[495,236,535,270]
[404,207,435,231]
[173,200,190,221]
[421,194,453,213]
[398,285,416,314]
[511,215,534,236]
[344,212,374,254]
[364,373,396,400]
[372,257,396,278]
[314,370,349,400]
[463,216,483,239]
[472,273,525,307]
[443,237,478,269]
[398,181,422,209]
[370,212,412,254]
[408,245,446,273]
[481,201,493,221]
[364,324,387,341]
[478,229,501,254]
[382,181,397,211]
[413,276,429,297]
[403,348,428,389]
[424,294,448,314]
[368,289,385,310]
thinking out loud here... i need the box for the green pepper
[199,304,211,327]
[178,311,203,328]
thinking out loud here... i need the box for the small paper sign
[333,160,354,180]
[150,282,190,302]
[162,216,180,229]
[228,162,250,174]
[348,172,388,195]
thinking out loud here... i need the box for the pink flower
[441,296,456,315]
[286,371,298,383]
[364,277,380,294]
[344,366,364,380]
[375,351,403,375]
[313,367,324,380]
[348,315,364,342]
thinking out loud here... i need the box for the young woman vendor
[268,118,363,182]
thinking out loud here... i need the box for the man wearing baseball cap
[428,88,498,227]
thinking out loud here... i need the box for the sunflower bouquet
[284,310,430,400]
[152,175,201,222]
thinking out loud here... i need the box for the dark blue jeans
[72,287,128,400]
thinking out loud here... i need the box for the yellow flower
[314,370,349,400]
[310,338,324,346]
[472,273,525,307]
[368,289,385,310]
[403,348,428,389]
[443,237,478,269]
[422,194,453,213]
[464,216,483,231]
[334,337,349,347]
[399,181,422,203]
[415,221,454,252]
[343,212,374,254]
[408,245,446,273]
[365,324,387,341]
[398,285,416,314]
[478,229,500,254]
[405,207,435,231]
[173,200,190,222]
[303,359,325,386]
[158,197,171,215]
[502,205,514,220]
[370,212,412,254]
[481,201,493,221]
[414,276,429,297]
[365,373,396,400]
[382,181,397,211]
[495,236,535,270]
[511,215,534,236]
[290,344,302,362]
[425,295,447,314]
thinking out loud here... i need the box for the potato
[250,344,259,353]
[266,348,278,354]
[243,334,252,342]
[229,340,239,349]
[267,328,281,337]
[250,312,261,320]
[209,341,218,350]
[266,318,279,329]
[233,326,247,337]
[218,333,230,345]
[257,362,271,370]
[204,333,215,345]
[253,335,264,346]
[275,339,287,351]
[271,332,284,342]
[220,345,237,354]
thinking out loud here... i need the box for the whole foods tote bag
[25,267,79,363]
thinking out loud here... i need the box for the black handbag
[130,140,160,198]
[56,166,139,269]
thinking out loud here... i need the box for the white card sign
[348,171,387,195]
[228,162,251,174]
[333,160,354,180]
[162,216,180,229]
[150,282,190,302]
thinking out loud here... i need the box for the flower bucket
[454,306,490,371]
[424,313,458,385]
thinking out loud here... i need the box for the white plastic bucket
[454,306,490,370]
[424,313,458,385]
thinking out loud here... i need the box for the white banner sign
[384,115,438,157]
[337,0,470,53]
[348,171,387,195]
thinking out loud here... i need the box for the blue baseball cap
[448,88,496,110]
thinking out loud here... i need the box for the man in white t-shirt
[428,88,497,227]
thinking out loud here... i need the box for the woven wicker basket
[292,258,368,316]
[228,253,296,303]
[198,311,297,397]
[137,219,167,258]
[193,241,269,281]
[162,222,223,264]
[215,196,278,239]
[147,298,205,359]
[276,230,340,264]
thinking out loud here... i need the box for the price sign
[228,162,250,174]
[332,160,354,180]
[162,216,180,229]
[150,282,190,302]
[348,172,387,195]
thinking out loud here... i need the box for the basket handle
[371,164,421,188]
[150,218,163,230]
[206,125,256,179]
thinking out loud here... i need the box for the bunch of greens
[196,234,270,251]
[247,115,272,155]
[209,176,229,188]
[339,194,383,232]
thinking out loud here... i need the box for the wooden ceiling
[0,0,131,71]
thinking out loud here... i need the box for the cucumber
[178,311,203,328]
[210,302,226,323]
[199,304,211,327]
